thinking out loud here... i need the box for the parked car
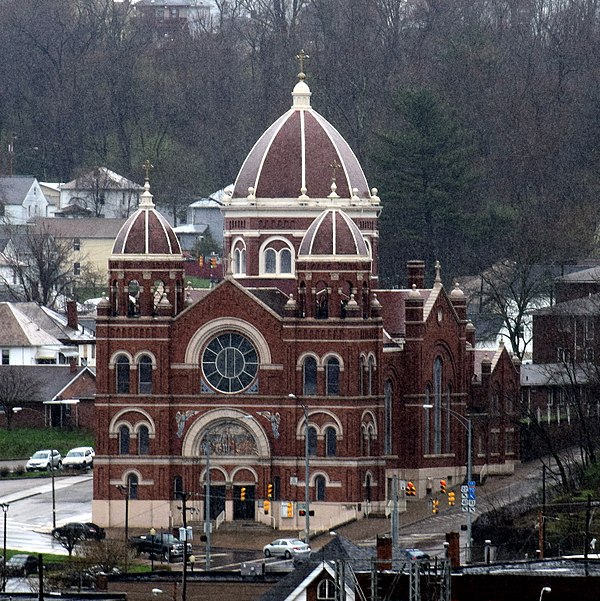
[62,447,95,469]
[52,522,106,541]
[400,548,430,560]
[129,532,192,562]
[263,538,312,559]
[5,554,38,576]
[25,449,62,472]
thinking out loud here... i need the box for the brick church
[92,73,519,534]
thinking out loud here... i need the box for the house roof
[0,303,63,347]
[0,176,37,205]
[532,292,600,316]
[0,365,96,402]
[0,302,94,347]
[258,536,373,601]
[31,217,127,239]
[521,362,592,386]
[62,167,142,191]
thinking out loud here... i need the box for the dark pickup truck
[129,532,192,562]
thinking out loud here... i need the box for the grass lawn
[0,428,95,460]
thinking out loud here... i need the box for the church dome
[112,180,182,256]
[232,76,370,200]
[298,209,370,259]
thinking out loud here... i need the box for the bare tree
[0,367,41,430]
[0,222,76,308]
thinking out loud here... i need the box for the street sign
[460,485,468,493]
[399,480,406,491]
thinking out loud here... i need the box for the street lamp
[1,503,8,592]
[289,393,310,544]
[423,403,473,563]
[539,586,551,601]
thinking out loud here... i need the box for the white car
[62,447,95,469]
[263,538,312,559]
[25,449,62,471]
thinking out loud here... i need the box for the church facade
[92,75,519,534]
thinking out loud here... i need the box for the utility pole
[177,491,192,601]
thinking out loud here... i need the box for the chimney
[406,260,425,289]
[376,534,392,570]
[69,357,78,373]
[66,300,78,330]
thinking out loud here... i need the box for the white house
[58,167,143,219]
[0,176,50,224]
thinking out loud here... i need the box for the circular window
[202,333,259,393]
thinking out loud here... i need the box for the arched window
[325,357,340,396]
[365,473,372,502]
[127,280,140,317]
[303,356,317,396]
[433,358,442,454]
[280,248,292,273]
[234,247,247,275]
[359,356,366,396]
[317,579,336,600]
[153,280,166,311]
[265,248,276,273]
[325,427,337,457]
[308,426,318,456]
[315,475,326,501]
[116,355,130,394]
[367,356,375,395]
[119,425,130,455]
[384,380,393,454]
[173,476,183,499]
[315,282,329,319]
[138,425,150,454]
[424,385,431,454]
[138,355,153,394]
[127,473,139,500]
[445,384,452,454]
[261,241,294,275]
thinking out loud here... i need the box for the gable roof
[31,217,127,239]
[62,167,142,191]
[0,176,37,205]
[258,536,373,601]
[0,303,63,347]
[0,365,95,401]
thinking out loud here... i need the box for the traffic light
[406,481,417,497]
[432,499,440,514]
[198,255,204,267]
[287,502,293,517]
[263,500,271,514]
[299,509,306,516]
[440,479,447,494]
[210,256,217,268]
[448,491,456,506]
[267,483,273,499]
[240,487,246,501]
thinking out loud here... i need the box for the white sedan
[263,538,311,559]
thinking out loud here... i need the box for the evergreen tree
[375,88,482,286]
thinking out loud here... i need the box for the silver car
[25,449,62,471]
[263,538,311,559]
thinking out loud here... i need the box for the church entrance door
[234,484,255,520]
[205,484,226,520]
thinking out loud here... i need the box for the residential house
[0,176,50,224]
[58,167,142,219]
[174,193,225,252]
[0,364,96,430]
[134,0,212,39]
[0,300,95,367]
[31,217,126,283]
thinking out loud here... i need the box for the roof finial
[434,260,442,284]
[142,159,154,182]
[296,49,309,80]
